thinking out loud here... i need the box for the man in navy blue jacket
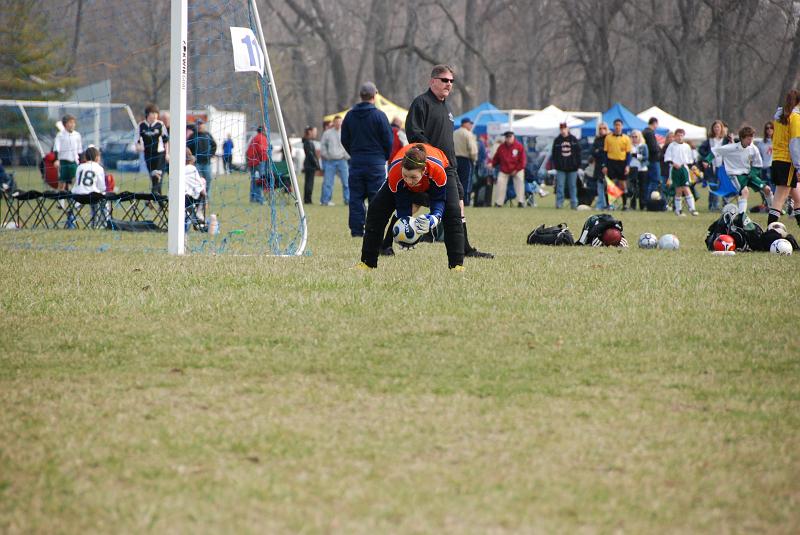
[341,82,393,237]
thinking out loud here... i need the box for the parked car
[101,130,139,170]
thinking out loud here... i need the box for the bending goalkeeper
[358,143,452,269]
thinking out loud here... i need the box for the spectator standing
[390,116,408,160]
[188,119,217,199]
[590,122,609,209]
[302,126,320,204]
[403,64,469,268]
[245,125,268,204]
[137,104,169,195]
[453,117,478,205]
[697,120,729,211]
[602,118,632,210]
[659,131,674,188]
[756,121,774,192]
[491,131,527,207]
[551,122,582,209]
[222,134,234,174]
[472,135,491,206]
[320,115,350,206]
[53,114,83,192]
[341,82,393,237]
[642,117,661,197]
[628,130,649,210]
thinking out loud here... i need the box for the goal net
[0,0,307,256]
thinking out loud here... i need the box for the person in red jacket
[245,126,268,203]
[490,131,527,207]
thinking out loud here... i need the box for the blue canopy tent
[453,102,507,135]
[580,102,668,137]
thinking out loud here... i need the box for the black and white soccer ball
[770,238,793,255]
[638,232,658,249]
[392,217,421,245]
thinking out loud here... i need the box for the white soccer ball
[658,234,680,250]
[650,190,662,201]
[770,238,793,255]
[4,221,17,230]
[392,217,420,245]
[638,232,658,249]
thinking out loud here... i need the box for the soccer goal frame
[0,99,138,158]
[167,0,307,256]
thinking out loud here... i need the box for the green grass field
[1,174,799,533]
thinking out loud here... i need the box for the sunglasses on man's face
[436,77,454,84]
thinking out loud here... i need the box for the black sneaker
[379,247,395,256]
[465,248,495,259]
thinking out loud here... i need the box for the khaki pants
[494,170,525,206]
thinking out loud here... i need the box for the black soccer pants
[361,169,464,268]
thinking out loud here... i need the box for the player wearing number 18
[358,143,451,269]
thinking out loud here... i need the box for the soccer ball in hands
[638,232,658,249]
[393,217,421,245]
[713,234,736,252]
[770,238,793,255]
[658,234,680,250]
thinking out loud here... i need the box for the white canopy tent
[508,105,585,137]
[487,105,596,137]
[636,106,706,141]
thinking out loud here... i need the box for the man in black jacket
[405,64,492,267]
[642,117,662,199]
[551,122,582,209]
[342,82,393,237]
[302,126,320,204]
[188,119,218,199]
[590,123,609,210]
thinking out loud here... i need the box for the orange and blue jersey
[387,144,449,218]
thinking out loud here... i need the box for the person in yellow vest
[601,119,632,210]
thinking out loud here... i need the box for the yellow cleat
[450,265,466,272]
[355,262,374,271]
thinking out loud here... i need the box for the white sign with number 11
[230,27,264,75]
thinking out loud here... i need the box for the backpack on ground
[526,223,574,246]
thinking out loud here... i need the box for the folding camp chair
[39,191,72,228]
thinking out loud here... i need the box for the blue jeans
[250,162,265,204]
[646,164,661,198]
[348,164,384,237]
[321,159,349,204]
[196,162,212,200]
[555,170,578,209]
[595,177,609,209]
[456,157,474,206]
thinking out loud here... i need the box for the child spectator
[664,128,699,216]
[71,146,107,224]
[222,133,234,174]
[72,146,106,195]
[756,121,774,191]
[137,104,169,196]
[53,114,83,191]
[628,130,649,210]
[184,148,207,228]
[710,125,773,214]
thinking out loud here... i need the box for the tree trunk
[461,0,479,110]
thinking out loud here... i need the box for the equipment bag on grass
[526,223,574,246]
